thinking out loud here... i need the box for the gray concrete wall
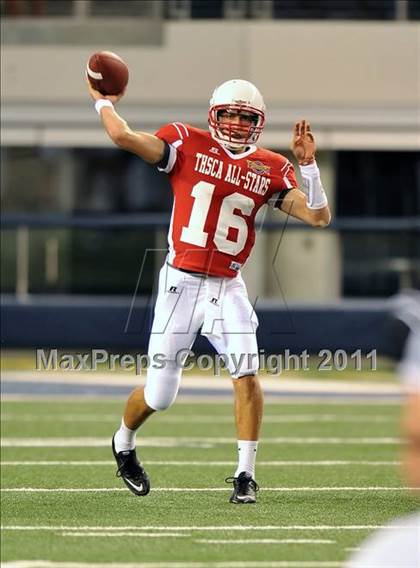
[2,21,419,107]
[241,151,341,302]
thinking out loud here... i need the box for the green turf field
[1,399,419,567]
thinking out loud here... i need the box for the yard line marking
[0,460,400,467]
[0,438,214,448]
[0,487,410,493]
[0,413,396,424]
[62,532,189,538]
[195,539,334,544]
[0,395,402,405]
[0,561,344,568]
[3,524,416,531]
[1,461,116,466]
[0,437,402,447]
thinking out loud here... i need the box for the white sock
[234,440,258,479]
[114,419,137,452]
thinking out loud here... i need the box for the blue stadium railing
[2,213,420,231]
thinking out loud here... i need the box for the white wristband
[299,160,328,210]
[95,99,114,114]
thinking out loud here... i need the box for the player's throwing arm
[86,52,166,165]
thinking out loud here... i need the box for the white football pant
[144,262,259,411]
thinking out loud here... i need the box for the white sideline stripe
[0,395,401,405]
[0,486,409,493]
[0,460,400,467]
[195,539,335,545]
[0,413,396,423]
[0,561,343,568]
[0,461,119,466]
[2,524,416,531]
[0,438,213,448]
[0,437,401,447]
[62,532,189,538]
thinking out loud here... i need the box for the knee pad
[144,359,182,411]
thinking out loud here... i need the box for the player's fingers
[85,73,96,92]
[300,120,306,136]
[294,122,300,136]
[306,122,311,132]
[306,132,315,142]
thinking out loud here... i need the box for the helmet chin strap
[225,142,247,153]
[212,130,248,153]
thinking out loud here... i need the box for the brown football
[86,51,129,96]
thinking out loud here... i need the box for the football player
[87,78,331,503]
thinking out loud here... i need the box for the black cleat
[112,435,150,496]
[225,471,259,504]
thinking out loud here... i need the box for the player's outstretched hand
[86,74,125,104]
[291,120,316,165]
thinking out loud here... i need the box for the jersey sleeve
[280,160,298,190]
[154,122,190,174]
[270,160,298,209]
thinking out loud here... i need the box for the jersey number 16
[180,181,255,256]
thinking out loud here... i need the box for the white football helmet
[208,79,266,150]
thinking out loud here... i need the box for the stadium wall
[2,21,418,152]
[1,296,389,353]
[2,21,418,108]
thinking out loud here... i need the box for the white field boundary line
[194,539,335,545]
[0,437,402,447]
[1,371,401,392]
[0,561,344,568]
[0,487,410,493]
[0,414,398,423]
[3,524,417,531]
[0,395,402,405]
[0,460,400,467]
[60,534,334,544]
[61,532,189,538]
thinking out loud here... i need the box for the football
[86,51,129,96]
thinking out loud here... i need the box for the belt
[167,262,209,278]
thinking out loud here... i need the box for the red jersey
[155,122,298,278]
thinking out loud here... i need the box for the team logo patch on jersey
[247,160,271,175]
[229,261,242,272]
[209,147,220,155]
